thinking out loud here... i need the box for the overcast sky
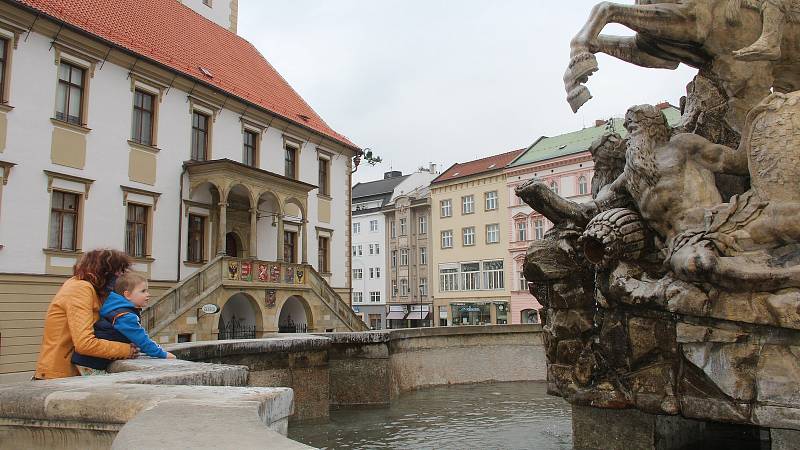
[238,1,696,184]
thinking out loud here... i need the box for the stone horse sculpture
[565,0,800,131]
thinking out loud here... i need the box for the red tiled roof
[432,148,526,184]
[16,0,357,149]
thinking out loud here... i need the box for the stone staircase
[142,256,368,337]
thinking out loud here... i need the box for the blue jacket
[71,292,167,370]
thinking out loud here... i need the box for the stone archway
[278,295,312,333]
[218,293,261,339]
[225,232,243,257]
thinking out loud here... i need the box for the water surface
[289,381,572,449]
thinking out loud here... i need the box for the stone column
[216,201,228,256]
[301,220,308,264]
[276,217,285,262]
[249,208,258,259]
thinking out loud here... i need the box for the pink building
[504,105,681,324]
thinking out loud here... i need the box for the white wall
[181,0,233,31]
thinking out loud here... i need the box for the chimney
[595,119,607,127]
[429,163,437,174]
[656,102,672,110]
[384,171,402,179]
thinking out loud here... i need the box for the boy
[734,0,791,61]
[72,272,175,375]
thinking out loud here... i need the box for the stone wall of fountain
[0,325,545,449]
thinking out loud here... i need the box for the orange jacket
[35,277,132,379]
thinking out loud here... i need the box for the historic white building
[0,0,364,381]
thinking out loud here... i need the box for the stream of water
[289,381,572,449]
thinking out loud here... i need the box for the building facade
[0,0,363,381]
[429,149,524,327]
[351,171,408,329]
[504,105,681,324]
[384,167,438,328]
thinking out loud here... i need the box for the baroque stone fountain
[517,1,800,448]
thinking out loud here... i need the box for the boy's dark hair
[114,272,147,296]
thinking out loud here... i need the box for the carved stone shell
[580,208,646,267]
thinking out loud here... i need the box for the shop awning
[406,311,430,320]
[386,311,407,320]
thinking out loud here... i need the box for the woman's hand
[166,352,177,359]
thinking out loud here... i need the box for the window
[352,244,363,256]
[370,219,379,232]
[370,291,381,303]
[419,247,427,265]
[440,199,452,217]
[318,157,330,196]
[55,62,85,125]
[519,271,528,291]
[418,216,427,234]
[399,218,407,235]
[132,89,155,146]
[391,250,397,268]
[353,268,363,279]
[483,260,504,290]
[534,219,544,240]
[353,222,361,234]
[202,0,212,5]
[419,278,428,296]
[243,130,258,167]
[369,314,382,330]
[191,111,209,161]
[441,230,453,249]
[284,144,298,179]
[439,265,459,291]
[318,236,329,273]
[283,230,297,263]
[390,220,396,238]
[0,38,8,102]
[550,180,559,195]
[461,262,480,290]
[187,214,205,263]
[485,191,498,211]
[392,280,398,296]
[369,268,374,279]
[517,221,528,241]
[48,191,79,251]
[353,291,363,303]
[177,333,192,343]
[369,244,375,255]
[375,243,381,254]
[462,195,474,214]
[400,248,409,266]
[399,278,409,296]
[486,223,500,244]
[462,227,475,246]
[578,176,588,195]
[125,204,149,258]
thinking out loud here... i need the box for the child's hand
[166,352,177,359]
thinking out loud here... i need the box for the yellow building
[430,149,525,326]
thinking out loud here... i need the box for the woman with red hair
[34,249,137,379]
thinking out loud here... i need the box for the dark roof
[432,148,525,185]
[352,175,409,200]
[18,0,356,149]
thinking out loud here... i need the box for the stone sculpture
[520,0,800,444]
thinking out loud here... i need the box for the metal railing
[143,256,369,334]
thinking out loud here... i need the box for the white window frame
[419,247,427,265]
[462,226,475,246]
[486,223,500,244]
[460,261,481,290]
[369,219,379,232]
[483,260,504,290]
[440,199,452,218]
[370,291,381,303]
[439,264,459,292]
[517,221,527,241]
[534,219,544,240]
[353,268,363,279]
[418,216,427,234]
[485,191,498,211]
[462,195,474,215]
[400,248,409,266]
[353,222,361,234]
[441,230,453,249]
